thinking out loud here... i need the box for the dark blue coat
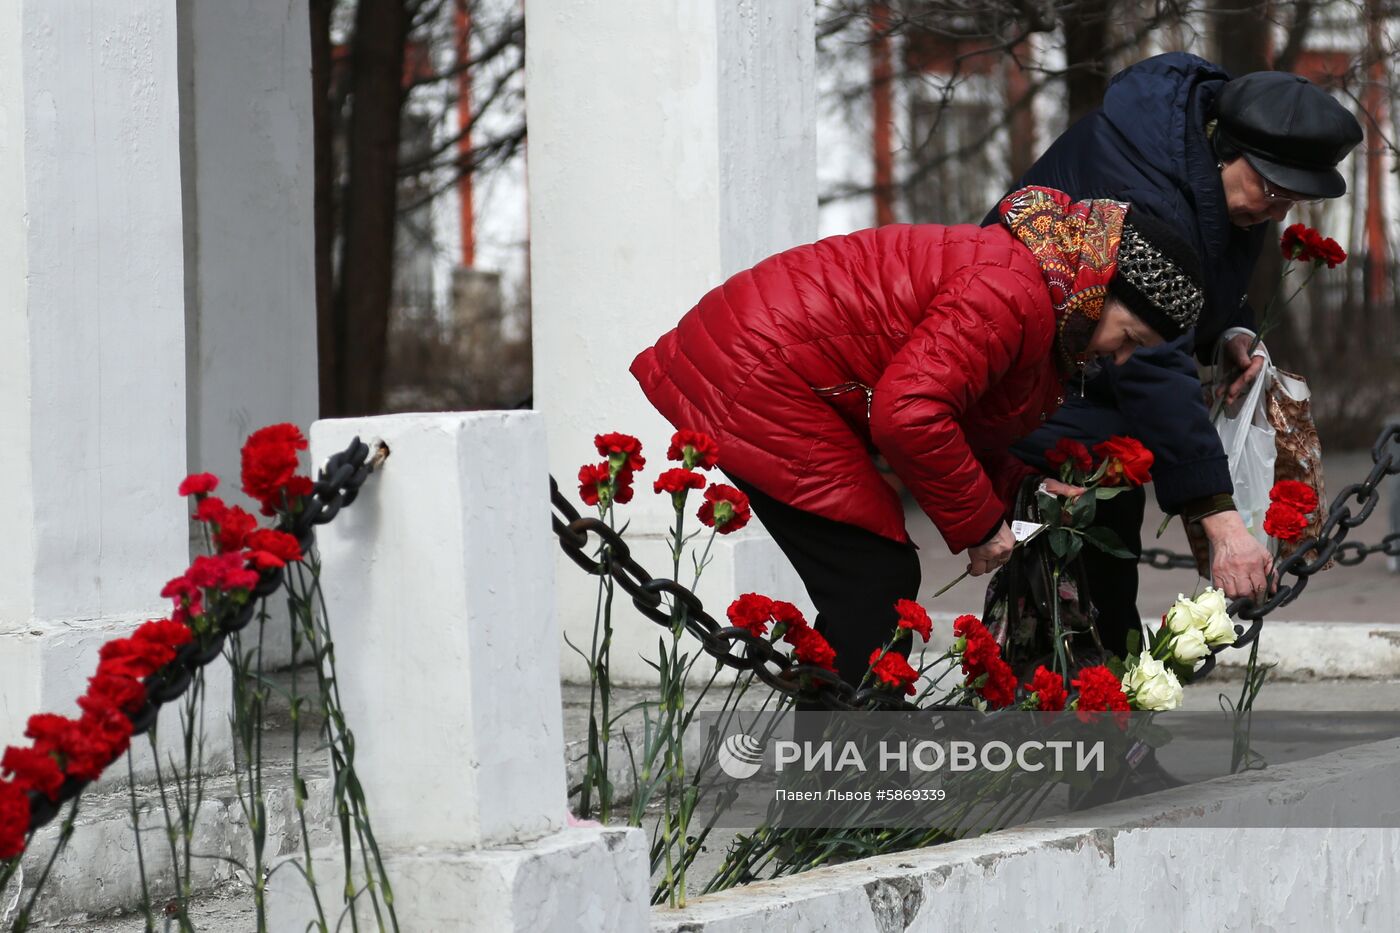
[990,53,1269,511]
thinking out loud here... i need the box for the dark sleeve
[1106,333,1232,512]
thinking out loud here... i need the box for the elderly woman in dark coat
[992,54,1363,655]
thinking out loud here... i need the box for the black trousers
[725,474,922,689]
[1076,486,1146,658]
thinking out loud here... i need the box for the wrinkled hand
[1041,478,1088,500]
[1220,333,1266,407]
[967,523,1016,576]
[1202,511,1274,599]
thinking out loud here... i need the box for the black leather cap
[1216,71,1363,198]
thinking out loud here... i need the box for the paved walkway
[905,449,1400,625]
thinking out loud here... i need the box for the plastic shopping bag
[1213,327,1276,547]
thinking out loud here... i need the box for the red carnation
[1026,666,1068,712]
[2,746,63,801]
[578,462,610,507]
[133,618,194,650]
[894,598,932,641]
[726,593,774,638]
[667,430,720,470]
[613,468,635,504]
[594,432,645,473]
[1045,438,1093,474]
[245,529,303,565]
[953,614,1002,679]
[186,552,259,593]
[1072,665,1131,721]
[1269,480,1318,515]
[1093,436,1153,487]
[1312,235,1347,269]
[868,649,919,696]
[83,673,147,716]
[978,656,1018,709]
[193,496,228,525]
[213,505,257,554]
[97,637,177,681]
[1263,501,1308,542]
[0,778,30,859]
[653,468,706,497]
[790,627,838,672]
[24,714,73,751]
[1281,224,1347,268]
[1280,223,1309,261]
[177,473,219,497]
[773,601,810,642]
[241,423,312,516]
[697,484,751,534]
[51,706,133,782]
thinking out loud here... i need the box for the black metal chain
[551,478,920,712]
[21,438,385,835]
[1138,547,1201,571]
[552,424,1400,700]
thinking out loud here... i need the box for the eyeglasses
[1262,179,1323,205]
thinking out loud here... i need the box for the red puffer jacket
[630,223,1066,552]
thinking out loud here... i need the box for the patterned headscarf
[998,186,1127,376]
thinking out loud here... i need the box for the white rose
[1201,611,1237,648]
[1164,594,1208,634]
[1171,627,1210,664]
[1123,651,1184,711]
[1194,587,1229,620]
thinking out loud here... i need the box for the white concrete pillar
[0,0,219,775]
[526,0,819,682]
[177,0,319,666]
[267,413,648,931]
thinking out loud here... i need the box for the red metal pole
[871,5,895,226]
[455,0,476,268]
[1364,0,1387,306]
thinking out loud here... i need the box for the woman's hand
[1220,333,1266,406]
[1201,510,1275,599]
[1040,478,1088,499]
[967,523,1016,576]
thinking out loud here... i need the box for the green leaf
[1048,528,1071,558]
[1070,490,1097,526]
[1063,533,1084,563]
[1095,485,1128,500]
[1036,490,1061,522]
[1125,628,1142,658]
[1083,526,1135,559]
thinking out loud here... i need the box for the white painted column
[268,413,648,931]
[0,0,218,776]
[177,0,319,666]
[526,0,819,682]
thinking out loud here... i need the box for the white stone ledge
[653,739,1400,931]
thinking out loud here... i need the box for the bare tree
[312,0,526,418]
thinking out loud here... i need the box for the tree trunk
[333,0,410,416]
[310,0,336,416]
[1211,0,1272,79]
[1062,0,1112,125]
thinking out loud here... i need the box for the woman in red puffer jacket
[631,187,1204,687]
